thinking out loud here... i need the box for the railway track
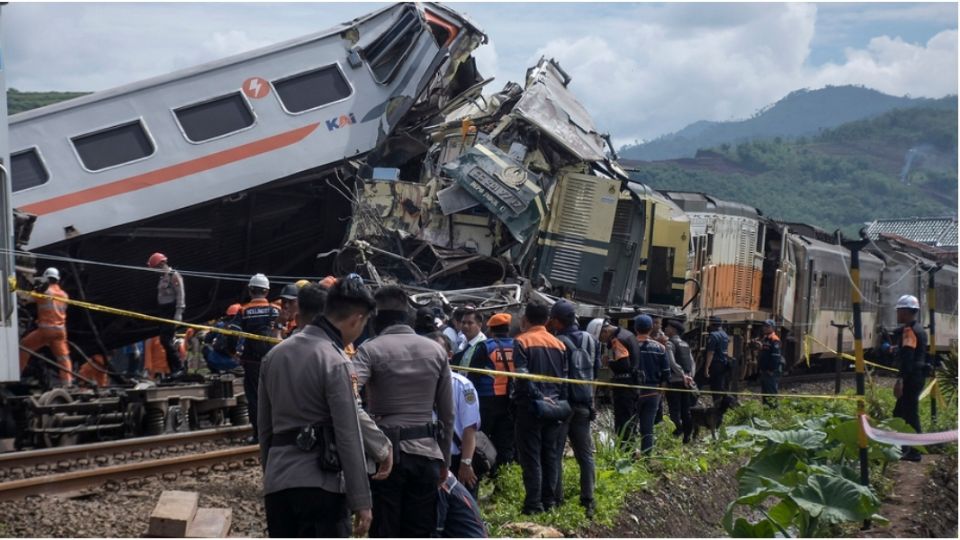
[0,426,256,501]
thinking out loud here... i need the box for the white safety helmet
[586,318,606,342]
[248,273,270,290]
[895,294,920,311]
[43,267,60,281]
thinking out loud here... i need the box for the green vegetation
[479,375,957,537]
[7,88,90,115]
[481,413,736,536]
[628,106,958,235]
[722,414,901,536]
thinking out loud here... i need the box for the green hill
[619,86,957,161]
[7,88,90,115]
[624,105,958,235]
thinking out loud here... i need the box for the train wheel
[38,389,79,448]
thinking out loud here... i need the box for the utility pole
[923,263,942,427]
[829,321,849,394]
[842,230,870,530]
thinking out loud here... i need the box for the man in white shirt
[450,371,481,499]
[454,309,486,365]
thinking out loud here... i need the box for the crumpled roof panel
[512,59,608,162]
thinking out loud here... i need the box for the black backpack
[557,332,597,404]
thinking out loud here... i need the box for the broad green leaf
[804,462,860,483]
[754,429,827,450]
[738,445,803,498]
[754,418,773,429]
[731,518,778,538]
[876,417,916,434]
[801,412,852,432]
[790,473,881,524]
[826,419,860,453]
[767,499,797,528]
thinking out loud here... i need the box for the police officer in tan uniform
[353,285,455,537]
[259,277,390,537]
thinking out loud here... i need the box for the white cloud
[472,41,500,85]
[528,3,956,145]
[810,30,958,98]
[200,30,274,58]
[4,2,956,145]
[532,3,819,143]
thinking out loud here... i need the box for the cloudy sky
[4,2,957,145]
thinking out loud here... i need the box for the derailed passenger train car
[9,3,488,354]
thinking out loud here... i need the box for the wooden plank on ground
[148,490,199,537]
[186,508,233,538]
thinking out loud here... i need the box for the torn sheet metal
[437,184,481,215]
[440,143,545,243]
[512,58,609,163]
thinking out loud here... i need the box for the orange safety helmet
[147,252,168,268]
[226,303,242,316]
[319,275,337,289]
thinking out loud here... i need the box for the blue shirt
[450,372,481,456]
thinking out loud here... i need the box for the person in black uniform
[228,273,281,444]
[704,316,731,407]
[890,294,929,462]
[663,320,695,443]
[756,319,783,408]
[588,318,641,445]
[632,315,670,455]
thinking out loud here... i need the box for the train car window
[11,148,50,191]
[363,6,423,83]
[72,120,155,171]
[273,65,352,114]
[174,92,254,142]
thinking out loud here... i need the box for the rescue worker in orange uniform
[466,312,516,473]
[227,273,281,444]
[19,267,73,386]
[78,353,110,387]
[890,294,928,462]
[756,319,782,408]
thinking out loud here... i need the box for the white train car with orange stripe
[10,3,481,250]
[6,3,486,355]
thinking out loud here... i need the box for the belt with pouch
[381,422,441,466]
[269,423,341,472]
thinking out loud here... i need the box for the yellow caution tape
[805,335,898,373]
[450,365,858,401]
[21,289,281,345]
[17,287,866,403]
[7,275,16,293]
[919,379,947,408]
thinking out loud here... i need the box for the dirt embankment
[584,458,745,537]
[861,453,958,539]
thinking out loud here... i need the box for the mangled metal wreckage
[336,58,689,318]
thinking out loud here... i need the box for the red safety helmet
[226,303,242,316]
[147,252,168,268]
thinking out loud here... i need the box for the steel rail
[0,425,251,470]
[0,445,259,501]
